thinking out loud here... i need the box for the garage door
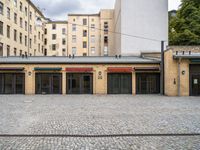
[136,73,160,94]
[0,73,25,94]
[67,73,93,94]
[35,73,62,94]
[190,65,200,96]
[108,73,132,94]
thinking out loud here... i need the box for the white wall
[115,0,168,55]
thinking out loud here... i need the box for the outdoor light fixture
[28,71,32,76]
[174,78,176,85]
[182,70,185,75]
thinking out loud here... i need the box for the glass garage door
[136,73,160,94]
[35,73,62,94]
[108,73,132,94]
[0,73,25,94]
[67,73,93,94]
[190,65,200,96]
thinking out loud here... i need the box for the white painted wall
[114,0,168,55]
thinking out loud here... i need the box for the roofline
[47,21,68,24]
[0,62,161,65]
[68,13,100,16]
[173,55,200,59]
[27,0,46,18]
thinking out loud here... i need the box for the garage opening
[136,73,160,94]
[35,73,62,94]
[108,73,132,94]
[0,73,25,94]
[190,64,200,96]
[67,73,93,94]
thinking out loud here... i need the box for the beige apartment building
[67,9,114,56]
[0,0,47,57]
[44,21,68,56]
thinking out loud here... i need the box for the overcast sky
[31,0,181,20]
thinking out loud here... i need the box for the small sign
[194,79,198,85]
[98,71,103,79]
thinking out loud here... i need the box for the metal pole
[160,41,165,95]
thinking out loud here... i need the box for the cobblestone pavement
[0,95,200,149]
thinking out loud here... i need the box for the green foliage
[169,0,200,45]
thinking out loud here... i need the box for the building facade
[44,21,68,56]
[67,9,114,56]
[114,0,168,55]
[0,0,47,57]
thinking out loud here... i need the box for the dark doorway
[108,73,132,94]
[0,73,25,94]
[136,73,160,94]
[190,65,200,96]
[67,73,93,94]
[35,73,62,94]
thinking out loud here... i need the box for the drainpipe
[27,3,30,56]
[160,41,165,95]
[88,16,90,56]
[178,58,181,96]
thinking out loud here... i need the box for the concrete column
[132,72,136,95]
[62,72,66,95]
[25,68,34,95]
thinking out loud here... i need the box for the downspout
[27,3,30,56]
[178,58,181,96]
[88,16,90,56]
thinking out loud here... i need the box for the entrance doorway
[35,73,62,94]
[136,73,160,94]
[67,73,93,94]
[107,73,132,94]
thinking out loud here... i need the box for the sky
[31,0,182,21]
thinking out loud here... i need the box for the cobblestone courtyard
[0,95,200,149]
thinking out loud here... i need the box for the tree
[169,0,200,45]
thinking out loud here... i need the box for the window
[91,47,95,54]
[25,7,27,16]
[14,48,17,56]
[0,21,3,35]
[38,44,40,52]
[29,39,32,48]
[104,36,108,43]
[104,22,108,34]
[0,2,3,15]
[7,8,10,19]
[42,46,44,53]
[44,49,47,56]
[14,13,17,24]
[72,24,76,31]
[42,34,44,41]
[0,43,3,56]
[83,19,87,25]
[7,25,10,38]
[73,18,75,22]
[20,2,22,11]
[34,35,36,44]
[19,50,22,56]
[83,30,87,37]
[25,21,27,31]
[20,33,22,44]
[91,24,95,31]
[83,41,87,48]
[52,44,56,51]
[72,47,76,55]
[13,0,17,7]
[30,11,32,20]
[30,25,32,33]
[52,34,56,40]
[83,53,87,56]
[72,35,76,43]
[44,38,47,45]
[25,35,27,46]
[44,28,47,34]
[14,30,17,41]
[62,38,66,45]
[91,35,95,43]
[62,28,66,35]
[52,24,56,30]
[7,45,10,56]
[38,32,40,39]
[62,48,66,52]
[91,18,94,22]
[20,18,23,28]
